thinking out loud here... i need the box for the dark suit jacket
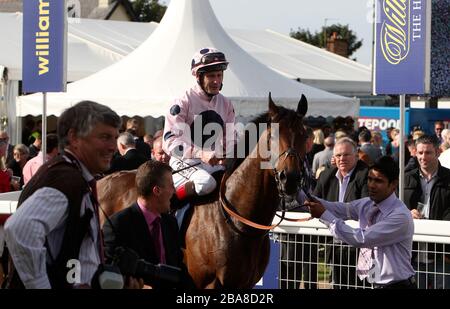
[5,144,14,167]
[103,203,193,288]
[360,143,382,164]
[107,148,148,174]
[313,160,369,202]
[404,164,450,220]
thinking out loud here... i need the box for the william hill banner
[23,0,67,93]
[373,0,431,95]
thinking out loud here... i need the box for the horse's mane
[225,106,303,174]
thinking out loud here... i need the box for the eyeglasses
[0,138,8,142]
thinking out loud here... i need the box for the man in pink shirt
[22,134,59,186]
[163,47,236,203]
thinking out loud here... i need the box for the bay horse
[97,93,309,288]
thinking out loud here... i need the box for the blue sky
[162,0,374,66]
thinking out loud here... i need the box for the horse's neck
[225,134,278,224]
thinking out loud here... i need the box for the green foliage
[133,0,167,22]
[289,23,363,58]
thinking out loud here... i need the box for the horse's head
[267,93,308,203]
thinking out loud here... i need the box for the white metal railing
[272,212,450,289]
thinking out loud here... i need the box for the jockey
[163,47,236,203]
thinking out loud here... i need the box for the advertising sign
[23,0,67,92]
[373,0,431,94]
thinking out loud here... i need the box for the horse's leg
[204,278,223,289]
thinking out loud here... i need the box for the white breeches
[169,157,224,196]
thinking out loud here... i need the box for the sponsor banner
[254,238,279,289]
[373,0,430,95]
[23,0,67,92]
[357,117,400,131]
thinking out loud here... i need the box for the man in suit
[314,137,369,289]
[103,160,193,288]
[107,132,148,174]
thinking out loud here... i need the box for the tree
[132,0,167,23]
[290,24,363,58]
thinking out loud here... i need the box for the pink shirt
[22,152,50,185]
[137,201,166,264]
[163,84,235,159]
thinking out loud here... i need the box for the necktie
[357,204,380,280]
[152,217,166,264]
[88,179,105,263]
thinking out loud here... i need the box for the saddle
[174,170,225,248]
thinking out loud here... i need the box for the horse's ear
[268,92,278,117]
[297,94,308,117]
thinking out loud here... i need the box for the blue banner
[23,0,67,93]
[373,0,430,95]
[254,238,280,289]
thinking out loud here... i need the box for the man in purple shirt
[305,156,416,289]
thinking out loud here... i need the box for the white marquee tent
[16,0,359,119]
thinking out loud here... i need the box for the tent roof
[0,12,157,80]
[16,0,359,118]
[227,29,371,96]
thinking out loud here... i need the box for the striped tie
[357,204,380,279]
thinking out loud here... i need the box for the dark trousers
[373,276,417,289]
[330,245,364,289]
[280,234,318,289]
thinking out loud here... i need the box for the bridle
[219,121,311,235]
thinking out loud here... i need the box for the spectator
[386,128,399,158]
[28,134,42,159]
[371,131,385,156]
[359,130,382,164]
[143,134,154,150]
[434,121,444,144]
[312,134,334,176]
[313,137,369,288]
[3,101,142,289]
[440,129,450,151]
[22,134,59,186]
[0,130,15,167]
[306,156,416,289]
[107,132,148,174]
[103,161,194,288]
[307,129,325,165]
[152,136,170,164]
[125,117,151,159]
[404,135,450,289]
[0,139,11,194]
[405,138,418,172]
[7,144,30,190]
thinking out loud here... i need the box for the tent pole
[42,92,47,165]
[399,94,405,201]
